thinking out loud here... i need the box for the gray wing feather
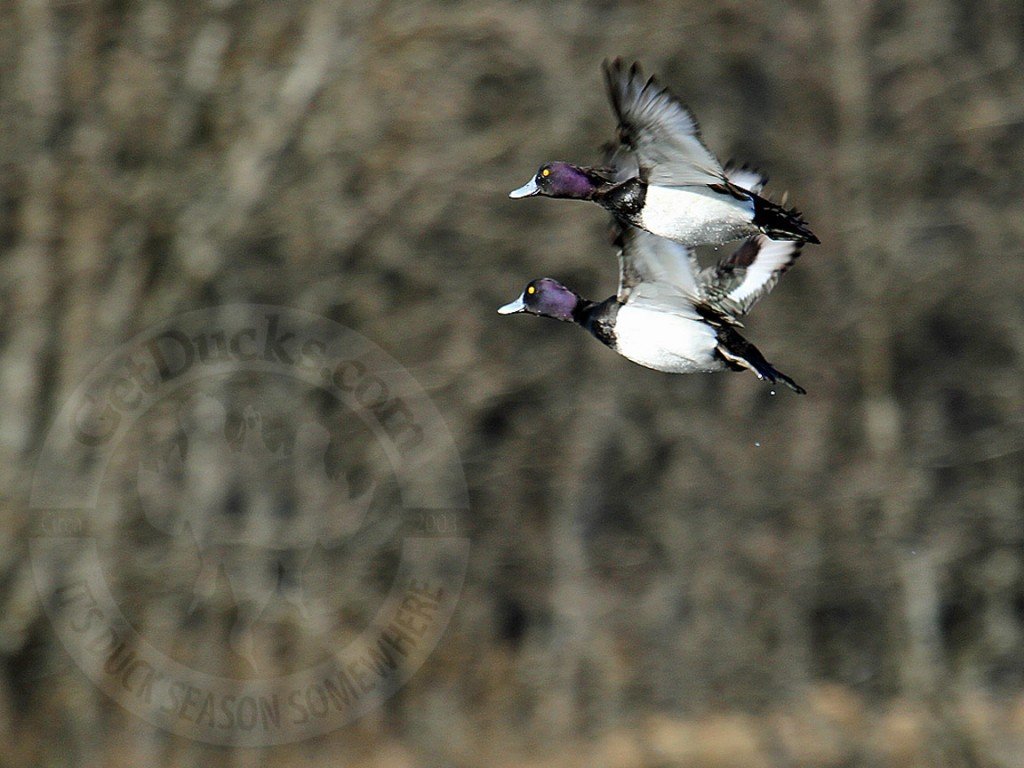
[601,140,639,184]
[616,224,701,302]
[604,59,725,187]
[625,281,705,320]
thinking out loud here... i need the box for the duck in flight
[498,212,807,393]
[509,59,818,247]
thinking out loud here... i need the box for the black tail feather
[760,364,807,395]
[752,193,819,244]
[716,327,806,395]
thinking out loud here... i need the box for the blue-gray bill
[508,178,539,198]
[497,294,526,314]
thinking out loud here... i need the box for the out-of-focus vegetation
[2,0,1024,766]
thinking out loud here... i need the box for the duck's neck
[574,296,620,349]
[571,297,598,324]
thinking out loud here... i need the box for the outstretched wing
[616,223,701,302]
[699,235,802,316]
[600,140,639,184]
[604,59,725,187]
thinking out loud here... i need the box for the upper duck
[498,209,807,393]
[509,59,818,246]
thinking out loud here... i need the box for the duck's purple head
[509,162,607,201]
[497,278,580,322]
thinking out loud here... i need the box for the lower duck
[498,226,807,394]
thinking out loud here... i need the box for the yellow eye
[541,168,551,178]
[527,285,536,295]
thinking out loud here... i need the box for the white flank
[613,305,721,373]
[640,186,755,245]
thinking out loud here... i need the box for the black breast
[598,178,646,220]
[575,297,620,350]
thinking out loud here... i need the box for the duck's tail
[751,193,819,244]
[716,326,806,394]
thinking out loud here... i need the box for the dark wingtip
[606,58,646,87]
[603,58,624,111]
[603,58,630,86]
[601,57,615,83]
[603,56,625,73]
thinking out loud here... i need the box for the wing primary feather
[603,59,725,186]
[699,235,803,316]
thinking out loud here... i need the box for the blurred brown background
[2,0,1024,766]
